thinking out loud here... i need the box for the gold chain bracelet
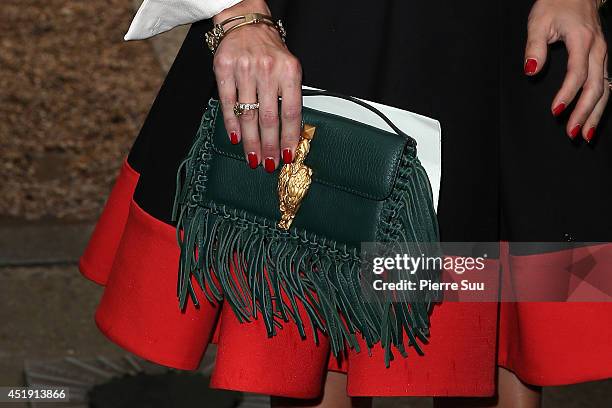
[205,13,286,54]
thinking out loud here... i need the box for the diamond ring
[234,102,260,117]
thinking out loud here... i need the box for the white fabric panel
[125,0,243,40]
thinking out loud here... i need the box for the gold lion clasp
[277,124,316,230]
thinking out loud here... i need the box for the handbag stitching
[202,200,360,260]
[208,103,407,201]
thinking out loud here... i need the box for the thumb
[524,23,550,76]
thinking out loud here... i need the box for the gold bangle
[205,13,286,54]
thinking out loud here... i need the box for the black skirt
[80,1,612,398]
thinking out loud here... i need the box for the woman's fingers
[583,56,610,142]
[214,55,241,145]
[566,37,607,138]
[524,17,550,76]
[257,54,303,171]
[212,21,303,168]
[524,0,609,140]
[279,57,303,164]
[551,29,592,118]
[235,51,302,171]
[235,57,261,169]
[257,58,281,173]
[582,84,609,142]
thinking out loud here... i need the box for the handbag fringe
[173,99,440,367]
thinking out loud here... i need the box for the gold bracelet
[205,13,286,54]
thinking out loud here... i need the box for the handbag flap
[210,106,411,201]
[199,102,418,244]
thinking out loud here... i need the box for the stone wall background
[0,0,166,221]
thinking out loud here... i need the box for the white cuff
[125,0,244,41]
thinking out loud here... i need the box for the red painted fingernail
[282,148,293,164]
[264,157,276,173]
[569,124,581,139]
[230,131,239,145]
[552,103,566,117]
[585,127,596,142]
[247,152,258,169]
[524,58,538,75]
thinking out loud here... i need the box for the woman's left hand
[525,0,609,141]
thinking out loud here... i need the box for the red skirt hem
[80,159,612,397]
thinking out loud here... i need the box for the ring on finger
[234,102,260,117]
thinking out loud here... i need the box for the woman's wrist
[213,0,271,26]
[207,0,284,54]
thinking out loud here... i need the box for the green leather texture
[173,97,440,366]
[209,105,414,244]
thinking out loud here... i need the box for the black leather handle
[302,88,417,148]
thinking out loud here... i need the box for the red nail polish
[552,103,567,117]
[569,124,581,139]
[282,148,293,164]
[524,58,538,75]
[230,131,239,145]
[264,157,276,173]
[247,152,258,169]
[585,127,596,142]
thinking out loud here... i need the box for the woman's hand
[525,0,609,141]
[212,0,302,171]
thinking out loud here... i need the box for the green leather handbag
[173,90,440,365]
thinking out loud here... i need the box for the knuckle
[282,105,301,121]
[213,54,234,73]
[220,98,235,108]
[578,27,595,45]
[224,118,239,129]
[526,39,541,50]
[261,140,277,152]
[259,109,279,127]
[237,55,252,73]
[284,57,302,79]
[258,55,275,73]
[590,83,605,100]
[583,86,603,103]
[594,38,608,56]
[240,110,257,121]
[570,67,588,84]
[281,135,300,146]
[240,134,257,146]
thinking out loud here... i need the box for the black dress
[80,1,612,398]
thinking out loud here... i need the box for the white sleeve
[124,0,244,41]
